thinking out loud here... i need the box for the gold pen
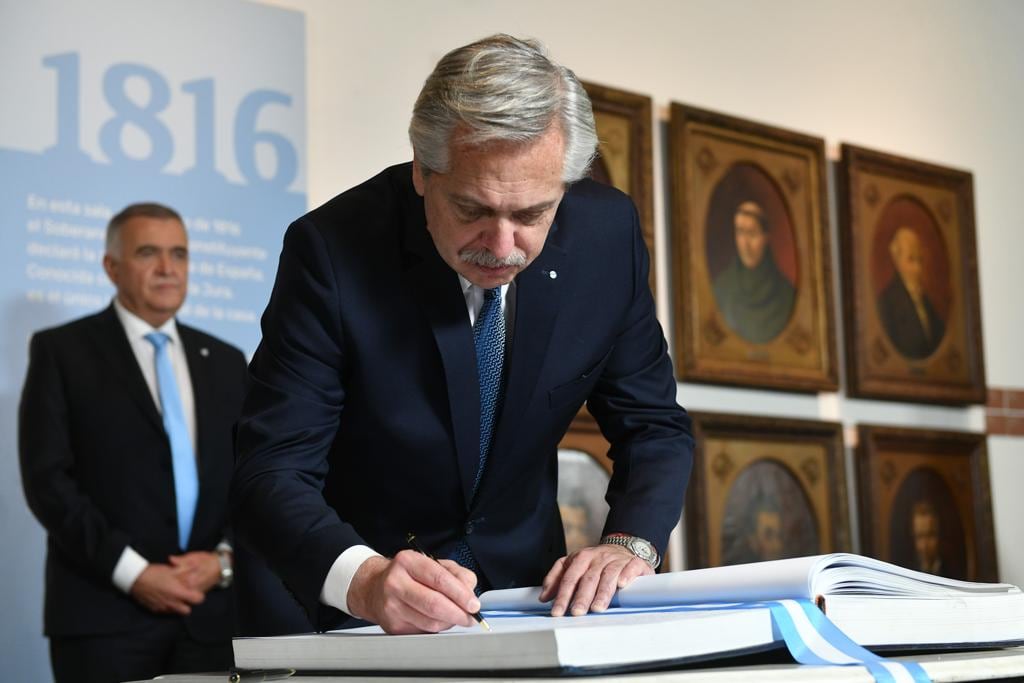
[406,533,491,632]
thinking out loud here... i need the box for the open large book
[233,554,1024,675]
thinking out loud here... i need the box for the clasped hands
[347,543,653,635]
[129,551,222,615]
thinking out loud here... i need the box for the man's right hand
[346,550,479,634]
[129,563,206,615]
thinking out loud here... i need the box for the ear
[102,253,118,286]
[411,157,426,197]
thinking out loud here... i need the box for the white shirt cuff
[112,546,149,593]
[319,545,382,617]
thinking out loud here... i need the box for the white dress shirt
[320,278,513,617]
[110,298,197,592]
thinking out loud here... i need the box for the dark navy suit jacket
[19,305,246,641]
[877,275,946,360]
[232,163,693,630]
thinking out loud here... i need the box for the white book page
[617,556,824,607]
[480,553,1022,614]
[236,606,781,672]
[324,610,722,637]
[824,593,1024,646]
[811,554,1020,596]
[480,556,824,612]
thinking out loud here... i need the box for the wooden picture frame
[582,81,655,291]
[557,409,612,557]
[856,425,996,582]
[685,412,849,569]
[838,145,986,404]
[669,103,838,392]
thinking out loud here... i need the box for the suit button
[464,521,475,535]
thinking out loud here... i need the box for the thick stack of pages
[233,554,1024,674]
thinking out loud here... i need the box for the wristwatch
[601,534,660,569]
[215,542,234,589]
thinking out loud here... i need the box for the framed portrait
[557,409,612,556]
[685,412,849,569]
[838,145,986,404]
[582,81,655,291]
[668,103,838,392]
[856,425,996,582]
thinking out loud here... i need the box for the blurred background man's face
[750,509,783,560]
[734,202,768,270]
[893,228,925,295]
[913,508,940,568]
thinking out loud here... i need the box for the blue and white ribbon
[767,599,930,682]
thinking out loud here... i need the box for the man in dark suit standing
[19,203,246,683]
[232,35,693,635]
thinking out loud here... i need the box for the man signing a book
[232,34,694,635]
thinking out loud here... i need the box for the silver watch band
[216,546,233,589]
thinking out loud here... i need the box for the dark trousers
[50,619,232,683]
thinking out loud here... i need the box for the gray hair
[106,202,183,257]
[409,34,598,183]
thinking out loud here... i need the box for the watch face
[628,538,655,561]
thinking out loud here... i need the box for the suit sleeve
[19,332,133,582]
[215,345,249,548]
[586,203,694,555]
[232,218,362,624]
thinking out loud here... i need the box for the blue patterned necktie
[472,286,505,492]
[451,286,506,579]
[145,332,198,550]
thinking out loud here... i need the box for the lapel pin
[547,270,558,280]
[200,347,210,357]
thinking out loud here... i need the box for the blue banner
[0,2,306,679]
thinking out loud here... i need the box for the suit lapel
[89,305,164,434]
[401,189,481,510]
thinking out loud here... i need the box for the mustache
[459,248,527,268]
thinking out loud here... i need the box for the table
[133,646,1024,682]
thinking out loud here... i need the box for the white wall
[255,0,1023,585]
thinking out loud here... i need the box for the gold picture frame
[685,412,849,568]
[838,145,987,404]
[856,425,997,582]
[669,103,838,392]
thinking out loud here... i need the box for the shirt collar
[113,298,181,345]
[457,275,510,298]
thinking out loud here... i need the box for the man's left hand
[168,551,222,593]
[539,543,653,617]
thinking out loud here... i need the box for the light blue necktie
[452,287,506,578]
[145,332,198,550]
